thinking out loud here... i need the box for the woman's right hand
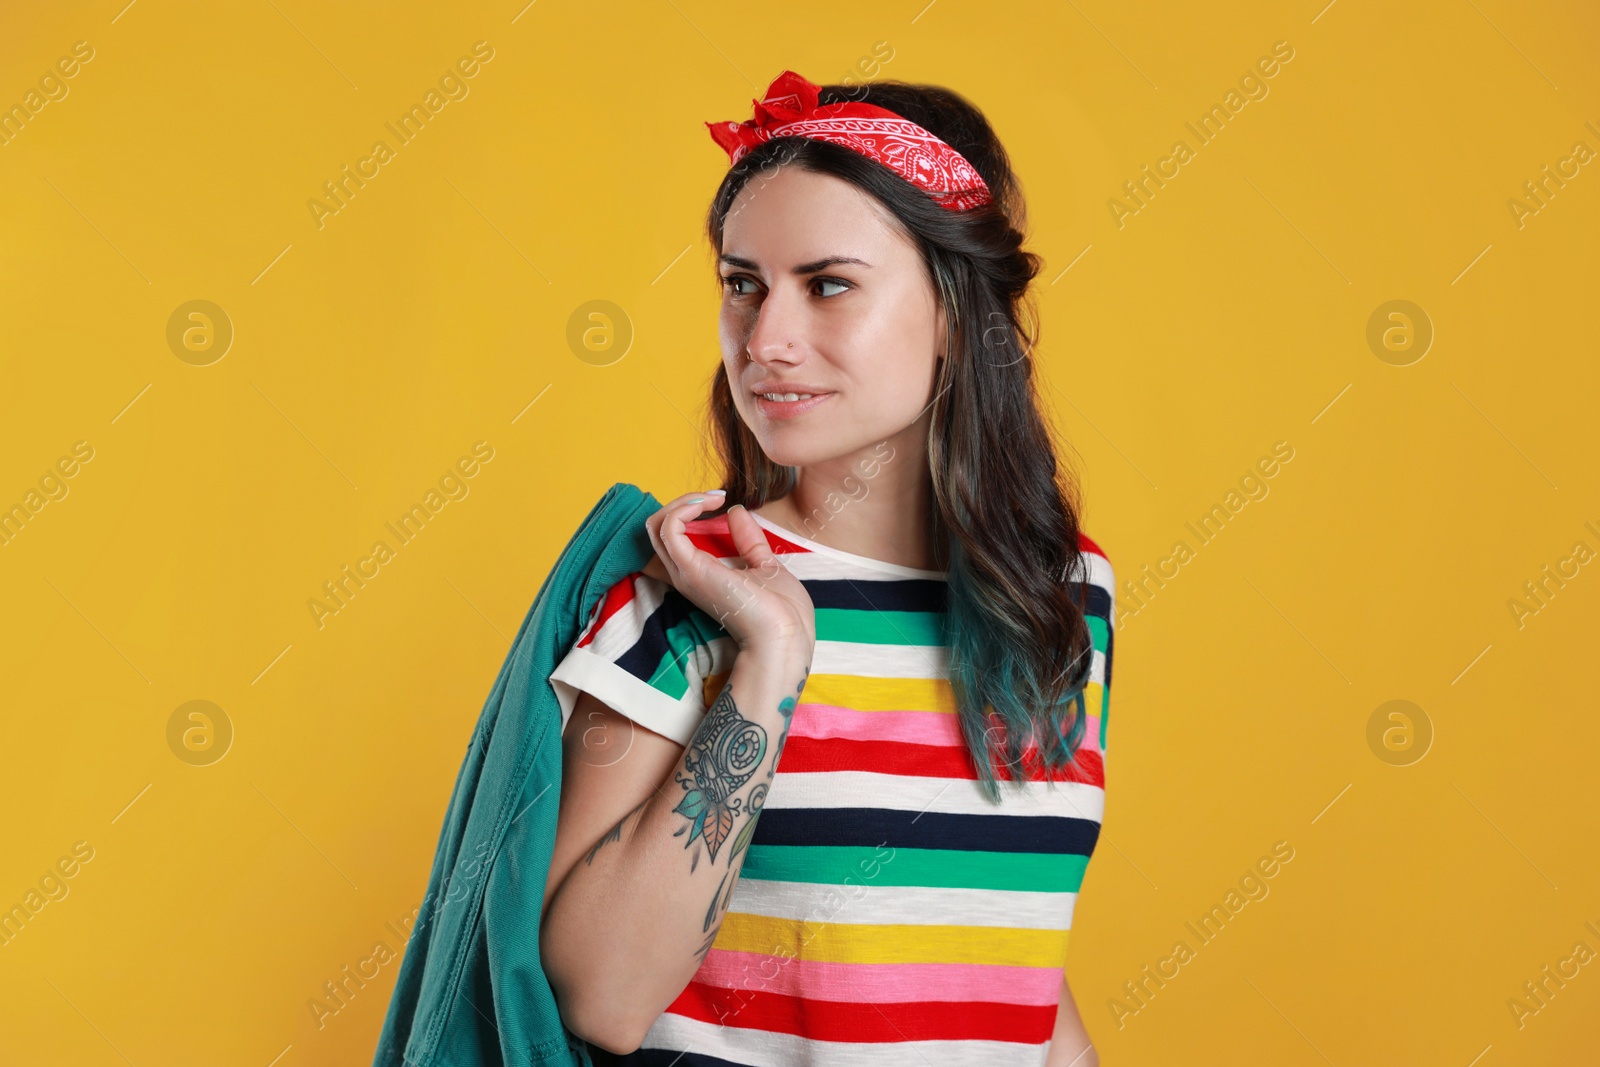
[645,491,816,656]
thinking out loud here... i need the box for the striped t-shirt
[548,511,1116,1066]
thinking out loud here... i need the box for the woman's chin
[756,432,880,470]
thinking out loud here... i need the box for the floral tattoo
[677,666,808,963]
[673,684,769,863]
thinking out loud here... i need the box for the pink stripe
[793,705,961,744]
[794,703,1103,754]
[692,949,1064,1006]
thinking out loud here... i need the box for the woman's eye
[815,278,849,298]
[724,275,758,296]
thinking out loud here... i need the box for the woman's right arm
[539,495,816,1055]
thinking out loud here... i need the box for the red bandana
[705,70,992,212]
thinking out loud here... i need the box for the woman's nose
[745,289,805,365]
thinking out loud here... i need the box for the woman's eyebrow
[718,254,873,274]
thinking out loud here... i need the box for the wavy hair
[701,79,1096,803]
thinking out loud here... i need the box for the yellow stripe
[713,911,1069,968]
[708,675,1099,719]
[798,674,957,713]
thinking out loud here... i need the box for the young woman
[539,71,1117,1066]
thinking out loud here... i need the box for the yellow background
[2,1,1597,1063]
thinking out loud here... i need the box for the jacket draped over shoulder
[372,482,660,1067]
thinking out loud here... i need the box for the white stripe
[582,573,663,659]
[750,513,948,580]
[725,877,1079,930]
[811,640,1103,684]
[761,550,939,583]
[641,1013,1050,1067]
[1075,550,1115,596]
[764,770,1105,823]
[810,640,946,678]
[549,648,704,745]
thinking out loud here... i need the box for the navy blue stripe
[1074,581,1114,695]
[614,588,709,684]
[591,1049,751,1067]
[802,576,946,613]
[1103,620,1115,696]
[1080,582,1111,622]
[753,806,1101,857]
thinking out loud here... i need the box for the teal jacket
[372,482,661,1067]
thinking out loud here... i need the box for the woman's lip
[750,382,832,396]
[753,392,834,420]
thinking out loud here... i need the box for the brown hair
[701,79,1096,802]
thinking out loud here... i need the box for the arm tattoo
[703,871,730,932]
[583,797,649,866]
[677,667,809,962]
[672,684,767,863]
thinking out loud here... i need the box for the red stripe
[685,514,812,559]
[687,513,1101,566]
[664,980,1057,1044]
[780,735,1105,786]
[576,572,643,649]
[691,513,1105,571]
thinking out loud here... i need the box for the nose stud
[787,342,794,348]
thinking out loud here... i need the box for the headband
[705,70,993,212]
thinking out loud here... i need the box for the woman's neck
[752,431,945,572]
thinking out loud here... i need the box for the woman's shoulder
[1074,530,1117,596]
[608,500,742,588]
[640,552,670,584]
[588,558,672,611]
[1076,530,1110,562]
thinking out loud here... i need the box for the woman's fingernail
[686,496,705,505]
[706,489,727,496]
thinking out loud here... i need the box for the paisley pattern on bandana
[706,69,993,212]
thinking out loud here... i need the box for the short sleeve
[1076,536,1115,758]
[549,571,736,746]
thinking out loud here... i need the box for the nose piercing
[787,342,794,348]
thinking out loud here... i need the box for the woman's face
[718,165,947,469]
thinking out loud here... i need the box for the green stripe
[814,609,945,646]
[1085,616,1111,740]
[743,844,1089,893]
[642,648,689,699]
[1086,615,1109,653]
[642,613,721,698]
